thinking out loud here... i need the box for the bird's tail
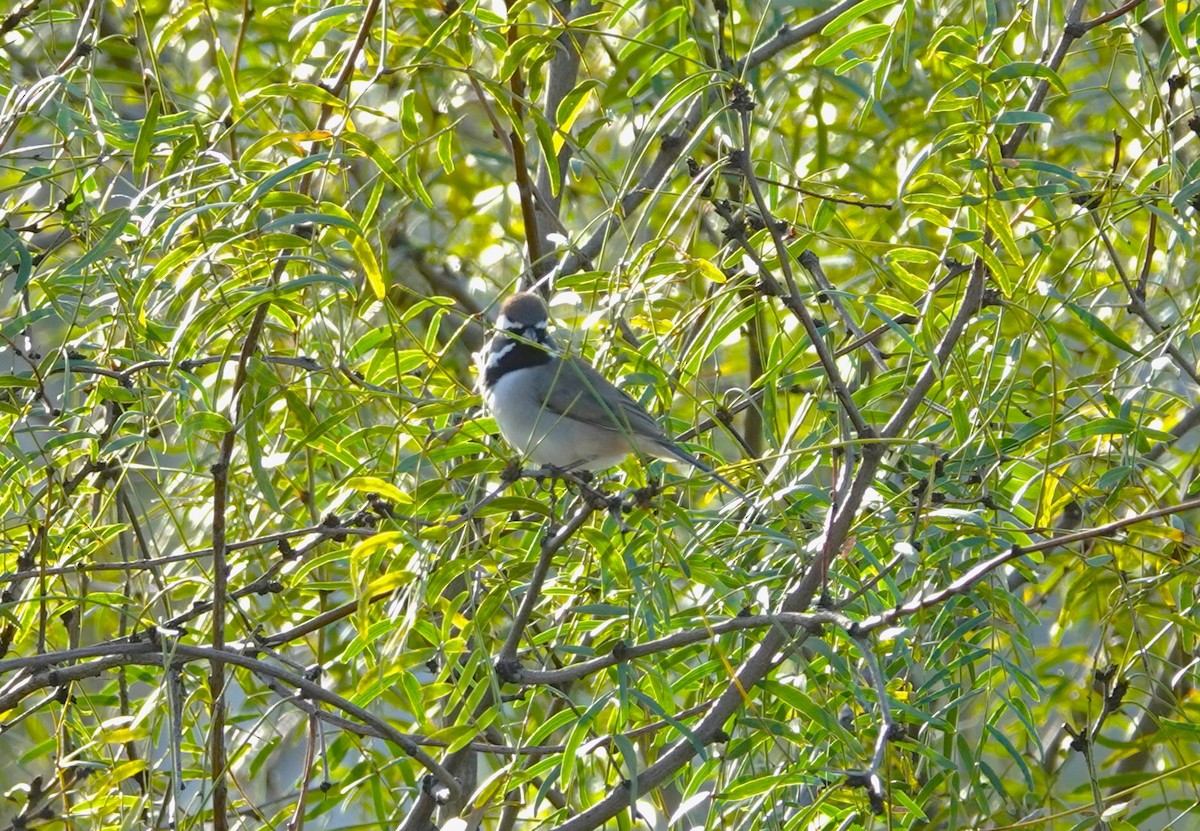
[656,441,750,503]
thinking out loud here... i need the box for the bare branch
[999,0,1090,157]
[0,640,462,798]
[858,495,1200,634]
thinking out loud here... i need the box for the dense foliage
[1,1,1198,829]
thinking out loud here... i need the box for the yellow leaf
[345,476,411,506]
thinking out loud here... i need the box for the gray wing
[536,356,748,498]
[535,356,671,446]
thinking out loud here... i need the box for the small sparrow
[479,292,743,495]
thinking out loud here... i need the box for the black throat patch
[484,332,553,388]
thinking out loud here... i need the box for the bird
[478,291,745,497]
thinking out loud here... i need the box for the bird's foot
[604,497,633,533]
[501,459,524,483]
[626,482,661,513]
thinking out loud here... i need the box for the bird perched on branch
[478,291,744,497]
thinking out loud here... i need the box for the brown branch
[674,258,968,445]
[1136,211,1155,300]
[464,74,577,266]
[1089,209,1200,386]
[734,0,873,73]
[543,229,994,830]
[551,1,878,282]
[0,0,43,35]
[553,97,704,277]
[261,573,400,649]
[496,499,597,668]
[0,461,104,658]
[559,0,873,278]
[501,610,851,686]
[286,715,319,831]
[881,258,988,440]
[0,524,372,584]
[502,2,546,281]
[400,491,604,830]
[1111,638,1187,782]
[730,119,871,440]
[208,302,272,827]
[159,512,378,635]
[857,495,1200,634]
[55,0,98,74]
[255,668,711,761]
[205,2,384,820]
[1082,0,1147,31]
[799,250,887,370]
[0,641,461,797]
[999,0,1089,157]
[532,0,599,274]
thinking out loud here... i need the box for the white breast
[484,370,541,457]
[484,367,633,470]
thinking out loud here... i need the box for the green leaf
[251,83,347,109]
[316,201,384,299]
[996,110,1052,125]
[249,153,336,203]
[813,24,892,66]
[534,116,560,198]
[1163,0,1189,60]
[553,80,599,154]
[345,476,412,506]
[1066,418,1136,441]
[341,131,412,197]
[499,34,555,82]
[405,151,433,209]
[133,92,160,177]
[986,61,1068,94]
[213,38,241,117]
[244,408,282,512]
[181,411,233,443]
[436,130,455,173]
[289,4,363,40]
[0,228,33,291]
[400,90,420,141]
[821,0,898,35]
[1064,302,1140,356]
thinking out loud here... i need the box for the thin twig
[0,640,463,797]
[496,499,596,668]
[857,495,1200,634]
[999,0,1090,157]
[0,523,373,584]
[501,610,852,686]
